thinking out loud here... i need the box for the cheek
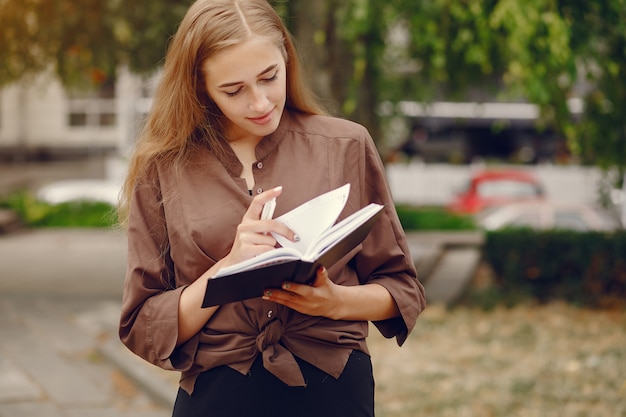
[211,97,238,118]
[271,81,287,102]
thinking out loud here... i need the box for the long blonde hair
[118,0,325,227]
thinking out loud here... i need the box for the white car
[476,200,622,231]
[37,179,121,206]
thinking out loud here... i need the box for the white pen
[261,197,276,220]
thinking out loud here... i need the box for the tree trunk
[288,0,381,143]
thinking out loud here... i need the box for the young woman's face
[203,36,287,143]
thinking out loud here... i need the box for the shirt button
[256,161,263,169]
[256,188,263,194]
[267,310,273,318]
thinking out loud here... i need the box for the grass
[368,302,626,417]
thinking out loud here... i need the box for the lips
[248,109,274,125]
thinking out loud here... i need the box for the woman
[118,1,426,416]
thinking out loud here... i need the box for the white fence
[386,162,606,207]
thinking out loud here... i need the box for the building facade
[0,68,154,161]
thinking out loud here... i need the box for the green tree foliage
[384,0,626,178]
[561,1,626,177]
[113,0,192,74]
[1,0,625,179]
[0,0,191,88]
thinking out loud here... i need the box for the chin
[257,115,282,135]
[257,124,280,137]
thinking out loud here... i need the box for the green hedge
[0,190,117,228]
[395,205,477,231]
[482,229,626,309]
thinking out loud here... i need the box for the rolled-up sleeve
[118,169,198,371]
[354,128,426,345]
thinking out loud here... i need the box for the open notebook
[202,184,384,307]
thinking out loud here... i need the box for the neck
[228,136,261,190]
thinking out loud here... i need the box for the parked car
[37,179,121,206]
[476,200,622,231]
[447,169,545,215]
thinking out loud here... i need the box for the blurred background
[0,1,625,416]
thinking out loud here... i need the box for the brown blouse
[119,110,426,394]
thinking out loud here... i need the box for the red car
[448,170,545,215]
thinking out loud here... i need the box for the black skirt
[172,350,375,417]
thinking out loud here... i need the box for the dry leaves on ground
[368,302,626,417]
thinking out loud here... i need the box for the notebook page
[213,246,302,277]
[303,203,383,260]
[272,183,350,254]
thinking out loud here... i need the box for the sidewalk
[0,229,179,416]
[0,296,178,417]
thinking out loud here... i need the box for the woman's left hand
[262,266,401,322]
[262,266,344,319]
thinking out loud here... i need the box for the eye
[225,88,242,97]
[263,71,278,83]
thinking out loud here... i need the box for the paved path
[0,229,179,416]
[0,229,127,297]
[0,296,176,417]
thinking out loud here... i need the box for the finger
[281,281,301,292]
[263,219,299,242]
[238,216,294,242]
[237,226,278,246]
[279,266,326,294]
[311,266,328,286]
[262,286,298,304]
[229,228,278,263]
[260,280,303,300]
[244,186,283,220]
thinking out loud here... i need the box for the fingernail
[293,234,300,242]
[282,282,291,289]
[264,290,272,297]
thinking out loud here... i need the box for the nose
[248,86,269,112]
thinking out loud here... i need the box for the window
[67,79,117,128]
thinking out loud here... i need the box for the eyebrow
[217,64,278,88]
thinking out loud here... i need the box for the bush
[395,204,477,231]
[0,190,118,228]
[481,229,626,309]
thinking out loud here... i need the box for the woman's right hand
[220,186,297,269]
[177,186,296,346]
